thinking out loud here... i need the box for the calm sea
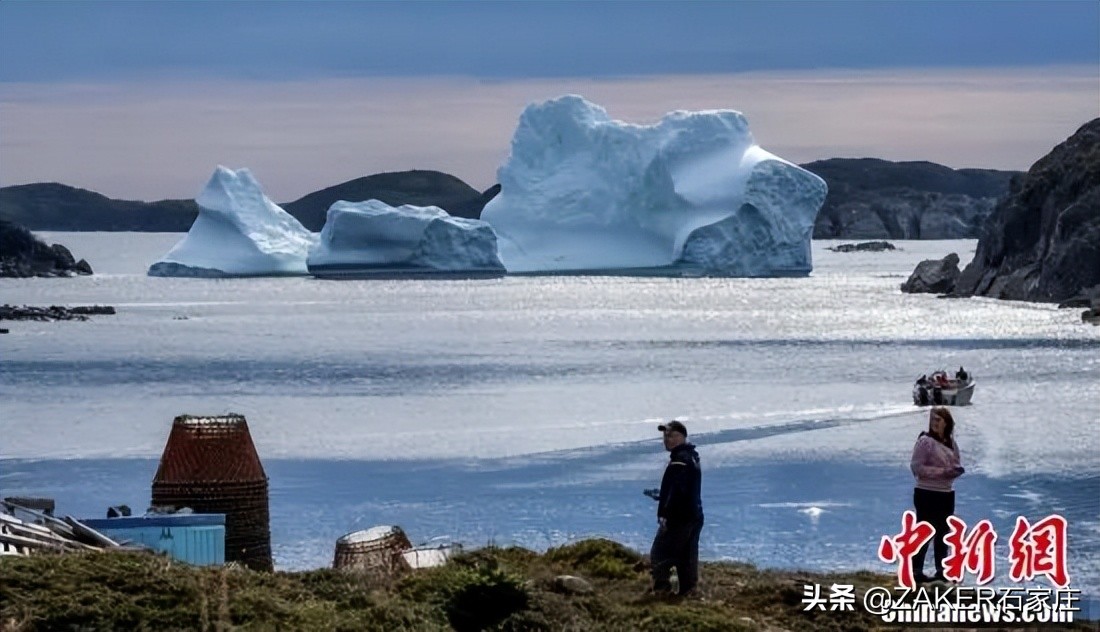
[2,233,1097,612]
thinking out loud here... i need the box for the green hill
[9,539,1069,632]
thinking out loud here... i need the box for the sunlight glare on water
[2,234,1097,605]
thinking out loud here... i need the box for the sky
[1,1,1098,201]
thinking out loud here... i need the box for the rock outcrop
[900,253,961,294]
[0,219,94,277]
[953,119,1100,303]
[1081,294,1100,325]
[804,159,1020,239]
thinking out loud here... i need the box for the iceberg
[149,166,316,278]
[307,200,505,278]
[480,95,827,276]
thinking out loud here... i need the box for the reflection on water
[2,235,1098,612]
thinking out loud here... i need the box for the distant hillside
[0,183,199,231]
[2,163,1021,238]
[803,158,1021,239]
[0,171,499,232]
[282,170,497,231]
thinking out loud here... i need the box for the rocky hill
[0,171,498,233]
[803,158,1020,239]
[281,170,497,231]
[0,219,93,277]
[953,119,1100,303]
[0,183,199,231]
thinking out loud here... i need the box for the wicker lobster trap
[333,525,413,575]
[152,414,272,571]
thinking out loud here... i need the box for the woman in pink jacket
[910,406,965,583]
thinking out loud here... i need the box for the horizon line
[1,66,1095,201]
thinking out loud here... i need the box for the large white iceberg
[149,166,316,277]
[480,95,827,276]
[307,200,505,278]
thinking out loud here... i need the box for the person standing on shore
[910,406,964,583]
[649,420,705,596]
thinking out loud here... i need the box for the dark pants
[650,516,704,594]
[912,488,955,580]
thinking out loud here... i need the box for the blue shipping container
[81,514,225,566]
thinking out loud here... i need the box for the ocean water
[2,233,1097,613]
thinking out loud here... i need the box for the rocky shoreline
[953,118,1099,303]
[0,219,94,278]
[900,118,1099,312]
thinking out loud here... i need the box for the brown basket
[152,414,272,571]
[153,414,267,483]
[333,526,412,575]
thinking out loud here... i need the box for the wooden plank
[2,502,77,538]
[2,516,50,531]
[0,514,56,536]
[0,523,92,548]
[63,516,120,548]
[0,530,95,551]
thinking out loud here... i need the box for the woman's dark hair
[920,406,955,447]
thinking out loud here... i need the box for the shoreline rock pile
[827,241,896,253]
[0,304,116,322]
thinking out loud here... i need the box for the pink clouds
[1,66,1096,202]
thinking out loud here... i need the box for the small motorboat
[913,368,975,406]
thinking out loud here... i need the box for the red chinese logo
[943,516,997,585]
[878,509,934,588]
[1009,514,1070,588]
[880,513,1071,588]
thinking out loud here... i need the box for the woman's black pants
[912,487,955,580]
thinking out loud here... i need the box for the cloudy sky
[1,1,1097,201]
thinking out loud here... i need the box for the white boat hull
[913,379,976,406]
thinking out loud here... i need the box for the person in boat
[649,420,704,596]
[956,366,969,382]
[914,375,931,406]
[909,407,964,583]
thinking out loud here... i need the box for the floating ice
[307,200,505,278]
[481,95,827,276]
[148,166,315,277]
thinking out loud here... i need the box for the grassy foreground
[0,539,1092,631]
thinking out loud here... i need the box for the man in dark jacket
[649,420,704,595]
